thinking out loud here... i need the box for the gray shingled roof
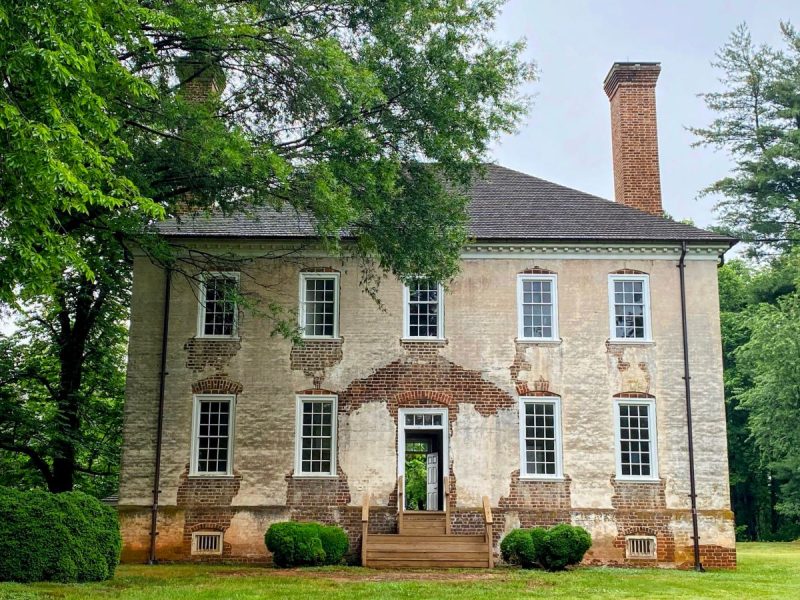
[158,164,734,245]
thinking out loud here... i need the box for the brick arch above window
[392,390,455,406]
[300,266,340,273]
[610,268,648,275]
[191,376,243,395]
[518,267,555,275]
[613,391,655,398]
[296,388,337,396]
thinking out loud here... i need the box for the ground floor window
[295,395,337,476]
[519,396,563,478]
[614,399,658,480]
[191,395,235,476]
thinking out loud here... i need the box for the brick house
[118,62,737,568]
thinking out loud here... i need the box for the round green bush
[265,522,326,567]
[537,524,592,571]
[0,487,121,583]
[527,526,549,564]
[500,528,536,568]
[316,525,349,565]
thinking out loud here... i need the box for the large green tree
[0,0,534,492]
[692,22,800,254]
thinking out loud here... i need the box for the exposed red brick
[604,62,663,216]
[191,375,243,395]
[185,338,241,372]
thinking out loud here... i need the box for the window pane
[407,279,441,337]
[523,402,557,476]
[196,399,231,473]
[302,277,337,337]
[203,276,237,336]
[300,400,334,474]
[613,279,647,339]
[618,404,652,477]
[521,279,555,339]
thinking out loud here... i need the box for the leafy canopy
[692,22,800,254]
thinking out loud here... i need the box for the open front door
[426,452,439,511]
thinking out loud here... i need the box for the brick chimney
[603,62,663,216]
[176,52,225,103]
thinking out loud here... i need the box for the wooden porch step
[364,533,490,568]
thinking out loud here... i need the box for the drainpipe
[149,267,172,564]
[678,242,704,572]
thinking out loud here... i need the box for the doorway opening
[398,408,448,512]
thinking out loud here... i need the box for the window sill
[515,338,562,345]
[615,477,661,484]
[292,474,339,480]
[299,337,342,342]
[188,473,235,479]
[400,338,447,343]
[607,339,655,346]
[195,335,241,342]
[518,475,565,482]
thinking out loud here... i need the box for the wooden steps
[365,512,490,568]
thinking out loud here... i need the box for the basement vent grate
[191,532,223,556]
[626,536,656,559]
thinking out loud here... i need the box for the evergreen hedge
[265,522,349,567]
[500,524,591,571]
[0,487,121,583]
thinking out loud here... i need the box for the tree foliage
[692,22,800,254]
[0,1,533,492]
[718,256,800,540]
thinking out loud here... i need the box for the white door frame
[398,407,448,511]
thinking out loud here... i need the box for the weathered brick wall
[604,63,663,216]
[119,251,735,568]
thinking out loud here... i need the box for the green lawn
[1,543,798,599]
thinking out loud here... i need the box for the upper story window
[608,274,651,341]
[614,398,658,480]
[190,394,235,476]
[299,272,340,339]
[295,395,337,476]
[403,279,444,339]
[517,274,559,341]
[519,396,563,479]
[198,272,239,338]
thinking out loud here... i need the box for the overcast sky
[488,0,796,227]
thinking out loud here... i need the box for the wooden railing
[482,495,494,568]
[444,476,451,534]
[361,491,371,566]
[397,475,404,534]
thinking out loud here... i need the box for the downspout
[149,267,172,564]
[678,242,704,572]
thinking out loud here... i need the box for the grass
[1,543,798,599]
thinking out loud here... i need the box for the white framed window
[191,531,223,556]
[294,395,337,477]
[518,397,563,479]
[298,272,340,339]
[517,274,559,341]
[608,274,651,341]
[403,279,444,339]
[614,398,658,480]
[190,394,236,476]
[197,272,239,338]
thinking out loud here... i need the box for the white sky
[488,0,796,227]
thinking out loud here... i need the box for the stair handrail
[482,495,494,568]
[397,475,404,534]
[361,491,371,566]
[444,475,451,534]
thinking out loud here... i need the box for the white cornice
[133,239,728,261]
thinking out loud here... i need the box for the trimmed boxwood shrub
[265,522,348,567]
[0,487,121,583]
[537,524,592,571]
[500,525,591,571]
[500,528,536,568]
[315,524,349,565]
